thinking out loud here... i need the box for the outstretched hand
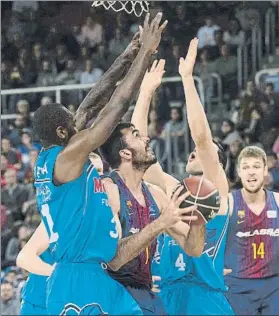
[140,12,168,54]
[122,32,141,61]
[179,37,199,78]
[140,59,165,93]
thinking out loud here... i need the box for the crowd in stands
[1,1,279,314]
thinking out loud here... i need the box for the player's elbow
[16,251,26,269]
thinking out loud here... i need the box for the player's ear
[119,149,132,161]
[56,126,67,140]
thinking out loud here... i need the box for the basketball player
[19,249,53,315]
[224,146,279,315]
[17,26,142,316]
[131,38,233,315]
[29,13,168,315]
[98,121,205,315]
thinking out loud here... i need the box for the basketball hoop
[92,1,149,17]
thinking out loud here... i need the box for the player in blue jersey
[225,146,279,315]
[17,13,168,315]
[99,122,204,315]
[19,249,53,315]
[132,38,233,315]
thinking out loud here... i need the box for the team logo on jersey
[36,162,48,178]
[61,303,108,315]
[237,210,245,224]
[93,178,105,193]
[267,210,277,219]
[126,200,133,209]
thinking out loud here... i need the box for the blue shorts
[160,279,234,315]
[126,286,166,315]
[225,275,279,315]
[20,300,46,315]
[47,262,143,315]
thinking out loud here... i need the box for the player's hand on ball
[160,186,198,228]
[179,37,198,78]
[140,59,165,93]
[141,12,168,54]
[123,32,141,61]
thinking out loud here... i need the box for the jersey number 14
[252,242,265,259]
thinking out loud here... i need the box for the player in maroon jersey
[225,146,279,315]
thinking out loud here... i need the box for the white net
[92,1,149,17]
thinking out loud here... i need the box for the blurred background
[1,1,279,314]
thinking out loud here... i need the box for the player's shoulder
[145,182,168,209]
[101,177,118,190]
[271,191,279,207]
[101,177,120,213]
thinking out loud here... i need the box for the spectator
[1,60,11,89]
[239,80,261,127]
[165,44,180,76]
[9,66,24,89]
[16,99,31,128]
[148,109,162,140]
[1,155,17,188]
[17,131,39,169]
[223,19,245,52]
[2,137,22,169]
[54,44,70,73]
[17,48,33,85]
[194,48,216,102]
[108,28,129,57]
[266,152,279,191]
[40,96,53,107]
[214,44,238,97]
[1,280,20,315]
[29,43,44,80]
[80,59,103,85]
[207,29,225,60]
[161,107,186,139]
[80,16,103,50]
[8,114,28,147]
[1,169,29,221]
[197,16,220,49]
[55,59,81,85]
[220,119,235,141]
[36,59,56,87]
[261,82,279,107]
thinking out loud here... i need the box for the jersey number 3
[41,204,59,243]
[175,253,186,271]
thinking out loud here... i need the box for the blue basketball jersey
[34,146,118,264]
[152,233,191,286]
[188,211,230,291]
[153,211,230,291]
[21,250,53,307]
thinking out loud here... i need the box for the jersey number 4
[175,253,186,271]
[252,242,265,259]
[41,204,59,243]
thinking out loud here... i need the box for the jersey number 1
[41,204,59,243]
[252,242,265,259]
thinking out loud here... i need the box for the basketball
[178,176,220,225]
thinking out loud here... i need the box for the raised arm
[179,38,229,197]
[16,222,54,276]
[74,32,141,131]
[131,59,165,136]
[55,13,168,184]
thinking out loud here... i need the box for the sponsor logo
[236,228,279,238]
[208,209,216,219]
[267,210,277,219]
[61,303,107,315]
[36,163,48,178]
[93,178,105,193]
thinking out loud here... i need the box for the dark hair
[265,82,274,90]
[213,139,227,170]
[33,103,72,146]
[99,122,134,169]
[266,151,277,160]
